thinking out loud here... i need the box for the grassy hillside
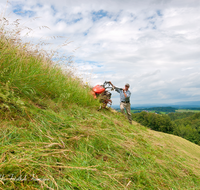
[0,23,200,190]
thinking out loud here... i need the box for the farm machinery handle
[92,81,116,109]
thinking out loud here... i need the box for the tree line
[131,106,176,114]
[132,112,200,145]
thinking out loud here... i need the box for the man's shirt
[115,87,131,102]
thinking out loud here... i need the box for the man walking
[109,82,132,124]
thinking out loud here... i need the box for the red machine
[92,85,105,94]
[92,81,113,109]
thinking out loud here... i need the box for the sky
[1,0,200,105]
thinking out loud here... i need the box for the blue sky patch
[73,17,82,23]
[112,10,122,22]
[147,15,155,20]
[75,60,103,68]
[56,13,82,25]
[51,5,57,16]
[139,26,149,31]
[56,17,82,25]
[13,5,35,18]
[130,13,137,22]
[92,10,109,22]
[37,3,43,8]
[84,29,90,36]
[156,10,162,17]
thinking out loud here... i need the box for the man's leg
[125,103,132,124]
[120,102,126,116]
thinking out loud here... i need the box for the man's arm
[123,89,127,98]
[124,90,131,98]
[109,81,114,87]
[109,81,121,93]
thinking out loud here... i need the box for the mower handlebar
[104,81,123,90]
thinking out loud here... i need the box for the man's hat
[125,83,130,87]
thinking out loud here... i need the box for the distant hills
[172,101,200,107]
[112,101,200,109]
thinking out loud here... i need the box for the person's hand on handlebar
[109,81,114,87]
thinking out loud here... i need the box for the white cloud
[180,88,200,96]
[1,0,200,105]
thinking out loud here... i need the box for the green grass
[131,110,140,113]
[175,109,200,113]
[0,19,200,190]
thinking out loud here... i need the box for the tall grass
[0,16,99,112]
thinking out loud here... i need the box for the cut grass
[1,105,200,189]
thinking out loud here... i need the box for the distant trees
[168,112,195,120]
[146,107,176,113]
[131,107,176,114]
[132,112,200,145]
[132,111,174,133]
[172,113,200,144]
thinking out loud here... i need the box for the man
[109,82,132,124]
